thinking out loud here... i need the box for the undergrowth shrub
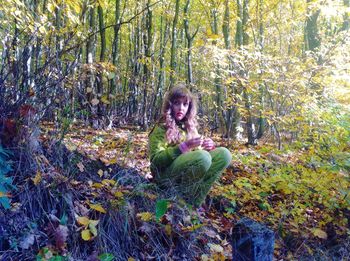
[0,144,15,209]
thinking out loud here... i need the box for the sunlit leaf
[312,228,328,239]
[81,229,91,241]
[77,216,90,226]
[137,212,153,222]
[89,203,107,213]
[208,243,224,253]
[31,171,42,185]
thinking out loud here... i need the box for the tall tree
[141,0,153,129]
[110,0,121,102]
[184,0,199,87]
[304,0,321,51]
[342,0,350,31]
[169,0,180,88]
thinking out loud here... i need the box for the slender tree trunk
[152,16,170,121]
[342,0,350,31]
[85,6,96,126]
[222,0,234,139]
[110,0,121,105]
[169,0,180,89]
[236,0,243,47]
[141,0,153,129]
[97,5,106,127]
[256,0,265,139]
[304,0,321,52]
[184,0,198,88]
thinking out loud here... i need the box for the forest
[0,0,349,260]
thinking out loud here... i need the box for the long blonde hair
[162,84,199,144]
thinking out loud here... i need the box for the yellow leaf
[114,191,123,198]
[31,171,42,185]
[165,224,172,236]
[81,229,91,241]
[128,258,136,261]
[137,212,153,222]
[144,193,157,200]
[89,222,98,237]
[101,95,110,105]
[77,216,90,226]
[208,243,224,253]
[89,203,107,213]
[89,219,99,227]
[0,192,5,197]
[47,3,55,13]
[97,169,103,177]
[312,228,328,239]
[91,183,103,189]
[201,254,209,261]
[86,87,93,93]
[38,26,46,34]
[102,179,116,186]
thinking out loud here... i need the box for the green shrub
[0,144,15,209]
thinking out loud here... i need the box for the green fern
[0,144,15,209]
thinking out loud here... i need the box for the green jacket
[149,124,184,174]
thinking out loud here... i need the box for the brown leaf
[54,225,68,251]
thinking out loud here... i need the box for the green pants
[156,147,232,207]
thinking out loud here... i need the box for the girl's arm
[149,125,182,171]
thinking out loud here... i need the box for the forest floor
[1,122,349,260]
[59,123,350,259]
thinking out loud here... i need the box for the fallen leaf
[77,162,85,172]
[54,225,68,250]
[165,224,172,236]
[97,169,104,177]
[31,171,42,185]
[89,203,107,214]
[81,229,91,241]
[208,243,224,253]
[77,216,90,226]
[312,228,328,239]
[114,191,123,198]
[137,212,153,222]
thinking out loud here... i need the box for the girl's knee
[215,147,232,166]
[190,150,212,171]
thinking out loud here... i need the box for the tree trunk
[96,5,106,128]
[85,6,96,127]
[304,0,321,52]
[110,0,121,105]
[256,0,265,140]
[169,0,180,89]
[235,0,243,47]
[342,0,350,31]
[141,0,153,129]
[184,0,198,87]
[152,16,170,121]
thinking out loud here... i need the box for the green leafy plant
[0,144,15,209]
[155,199,169,222]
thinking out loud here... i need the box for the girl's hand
[202,138,215,151]
[185,137,203,150]
[179,137,202,153]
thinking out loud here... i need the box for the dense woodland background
[0,0,350,260]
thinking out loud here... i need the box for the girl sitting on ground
[149,84,232,207]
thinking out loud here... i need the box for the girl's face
[172,97,190,121]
